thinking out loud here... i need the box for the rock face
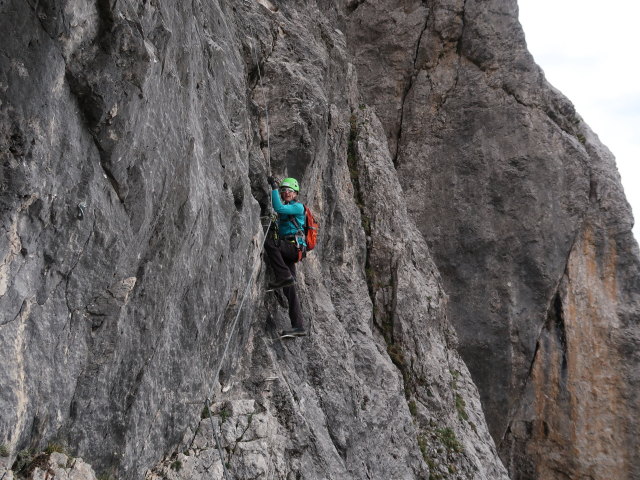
[1,0,264,477]
[347,0,640,479]
[0,1,637,480]
[4,451,98,480]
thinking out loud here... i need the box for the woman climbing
[265,176,307,338]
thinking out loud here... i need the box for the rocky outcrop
[1,0,638,479]
[347,0,640,478]
[2,450,98,480]
[149,104,509,480]
[502,133,640,479]
[1,0,263,476]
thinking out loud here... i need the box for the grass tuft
[455,393,469,422]
[436,427,463,453]
[45,442,67,455]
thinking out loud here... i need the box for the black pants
[264,235,303,329]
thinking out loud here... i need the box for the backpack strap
[288,209,307,251]
[288,202,305,232]
[289,214,302,231]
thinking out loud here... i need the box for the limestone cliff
[347,1,640,478]
[0,1,637,480]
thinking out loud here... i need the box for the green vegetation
[417,434,428,459]
[0,444,8,457]
[449,370,470,423]
[455,393,468,422]
[418,433,448,480]
[408,400,418,417]
[170,460,182,472]
[449,369,461,390]
[219,405,231,424]
[12,449,34,474]
[418,428,465,480]
[436,427,462,453]
[45,441,67,455]
[203,403,231,423]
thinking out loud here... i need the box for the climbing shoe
[267,277,295,291]
[280,327,307,339]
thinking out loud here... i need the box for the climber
[264,176,307,338]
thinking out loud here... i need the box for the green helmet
[280,177,300,192]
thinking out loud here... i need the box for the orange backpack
[290,205,319,253]
[302,205,318,251]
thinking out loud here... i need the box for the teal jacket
[272,189,306,246]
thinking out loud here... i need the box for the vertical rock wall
[1,0,638,479]
[150,3,509,479]
[1,0,508,478]
[1,0,265,476]
[504,136,640,480]
[347,0,640,478]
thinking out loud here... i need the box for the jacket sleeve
[272,190,304,216]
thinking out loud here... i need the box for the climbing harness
[289,205,319,260]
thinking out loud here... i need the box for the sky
[518,0,640,241]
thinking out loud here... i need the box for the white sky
[518,0,640,241]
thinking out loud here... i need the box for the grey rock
[1,0,262,476]
[30,452,97,480]
[348,0,640,478]
[349,106,508,479]
[1,0,637,479]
